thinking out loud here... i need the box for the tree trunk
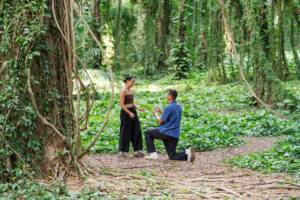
[259,2,270,59]
[275,0,289,80]
[114,0,122,68]
[92,0,103,68]
[254,0,277,103]
[174,0,190,80]
[199,1,208,70]
[178,0,185,44]
[207,3,226,83]
[144,3,150,75]
[156,0,170,70]
[290,2,300,79]
[191,0,199,67]
[37,0,76,178]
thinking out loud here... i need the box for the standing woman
[119,76,144,158]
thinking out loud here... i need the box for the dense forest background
[0,0,300,199]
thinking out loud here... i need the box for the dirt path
[68,137,300,199]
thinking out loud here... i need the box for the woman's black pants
[119,108,143,152]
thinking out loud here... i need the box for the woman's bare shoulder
[120,88,126,95]
[121,87,133,95]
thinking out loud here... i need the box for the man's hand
[138,108,145,112]
[153,110,159,117]
[153,110,164,125]
[154,106,162,113]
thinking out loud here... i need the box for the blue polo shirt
[159,101,182,138]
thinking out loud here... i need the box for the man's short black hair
[168,89,178,100]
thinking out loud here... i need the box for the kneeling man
[145,89,195,162]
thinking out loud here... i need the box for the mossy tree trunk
[0,0,93,180]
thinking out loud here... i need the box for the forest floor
[66,136,300,200]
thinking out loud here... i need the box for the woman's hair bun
[123,76,133,83]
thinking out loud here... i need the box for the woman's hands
[129,112,135,119]
[129,108,144,119]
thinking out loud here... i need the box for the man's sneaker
[145,152,159,160]
[118,152,130,158]
[186,147,195,163]
[134,151,145,158]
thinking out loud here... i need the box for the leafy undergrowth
[220,110,299,137]
[0,171,168,200]
[81,75,300,154]
[0,181,111,200]
[0,170,100,200]
[81,90,245,154]
[229,132,300,176]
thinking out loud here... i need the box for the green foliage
[110,3,137,37]
[81,88,244,153]
[0,170,110,199]
[81,75,300,154]
[0,170,169,199]
[0,178,171,200]
[167,42,191,80]
[82,101,244,154]
[1,1,300,197]
[229,132,300,176]
[0,0,47,178]
[0,176,106,199]
[223,111,299,137]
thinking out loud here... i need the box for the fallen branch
[190,178,226,183]
[262,185,300,190]
[259,180,300,188]
[280,181,300,188]
[201,173,251,180]
[119,165,160,170]
[207,184,244,200]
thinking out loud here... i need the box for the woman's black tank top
[124,94,134,104]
